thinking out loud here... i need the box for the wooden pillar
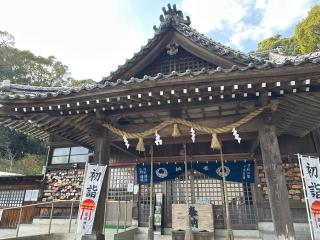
[259,124,296,240]
[82,129,110,240]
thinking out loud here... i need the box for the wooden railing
[0,199,131,238]
[0,200,79,237]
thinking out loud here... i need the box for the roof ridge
[100,4,263,84]
[173,23,261,64]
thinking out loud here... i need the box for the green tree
[0,47,72,86]
[0,154,45,175]
[0,31,15,47]
[295,5,320,54]
[0,125,46,159]
[257,34,301,55]
[68,78,96,88]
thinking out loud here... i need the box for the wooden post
[184,144,193,240]
[82,129,110,240]
[259,124,296,240]
[147,146,154,240]
[219,149,234,240]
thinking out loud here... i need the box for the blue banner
[137,162,185,184]
[137,160,254,184]
[192,161,254,183]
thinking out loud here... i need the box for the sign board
[127,183,133,193]
[76,164,107,237]
[133,184,139,195]
[154,206,162,226]
[172,204,214,231]
[298,154,320,240]
[24,190,39,202]
[195,199,210,205]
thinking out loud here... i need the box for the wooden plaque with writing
[172,204,214,231]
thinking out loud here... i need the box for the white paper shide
[76,164,107,237]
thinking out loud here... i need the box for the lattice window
[138,170,256,228]
[138,183,163,226]
[136,47,216,78]
[107,167,135,201]
[0,190,25,208]
[226,182,256,225]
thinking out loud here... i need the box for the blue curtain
[136,160,254,184]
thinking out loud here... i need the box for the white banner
[76,164,107,237]
[299,155,320,240]
[0,209,3,221]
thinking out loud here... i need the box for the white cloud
[0,0,147,81]
[181,0,318,50]
[181,0,254,33]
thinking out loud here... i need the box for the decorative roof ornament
[166,42,179,56]
[153,4,191,31]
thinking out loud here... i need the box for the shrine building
[0,4,320,240]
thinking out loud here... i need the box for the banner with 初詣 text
[76,164,107,237]
[299,155,320,240]
[136,160,254,184]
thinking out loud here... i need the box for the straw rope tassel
[103,104,275,152]
[172,123,181,137]
[104,105,268,139]
[211,133,221,150]
[136,137,145,152]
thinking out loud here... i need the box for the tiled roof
[101,4,260,83]
[1,50,319,100]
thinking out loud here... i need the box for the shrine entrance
[137,169,257,229]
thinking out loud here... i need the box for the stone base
[81,234,105,240]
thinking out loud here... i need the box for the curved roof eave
[0,53,319,102]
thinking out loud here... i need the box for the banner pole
[184,143,194,240]
[147,146,154,240]
[297,154,315,240]
[219,145,234,240]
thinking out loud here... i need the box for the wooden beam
[108,115,262,142]
[111,143,137,158]
[312,128,320,153]
[138,153,255,163]
[1,64,319,106]
[258,124,296,239]
[249,137,260,155]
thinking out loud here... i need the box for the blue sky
[0,0,319,81]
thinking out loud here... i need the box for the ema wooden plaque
[172,204,214,231]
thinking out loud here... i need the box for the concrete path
[0,221,127,240]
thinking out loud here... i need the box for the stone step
[134,234,261,240]
[215,229,261,238]
[134,233,171,240]
[134,231,262,240]
[215,238,261,240]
